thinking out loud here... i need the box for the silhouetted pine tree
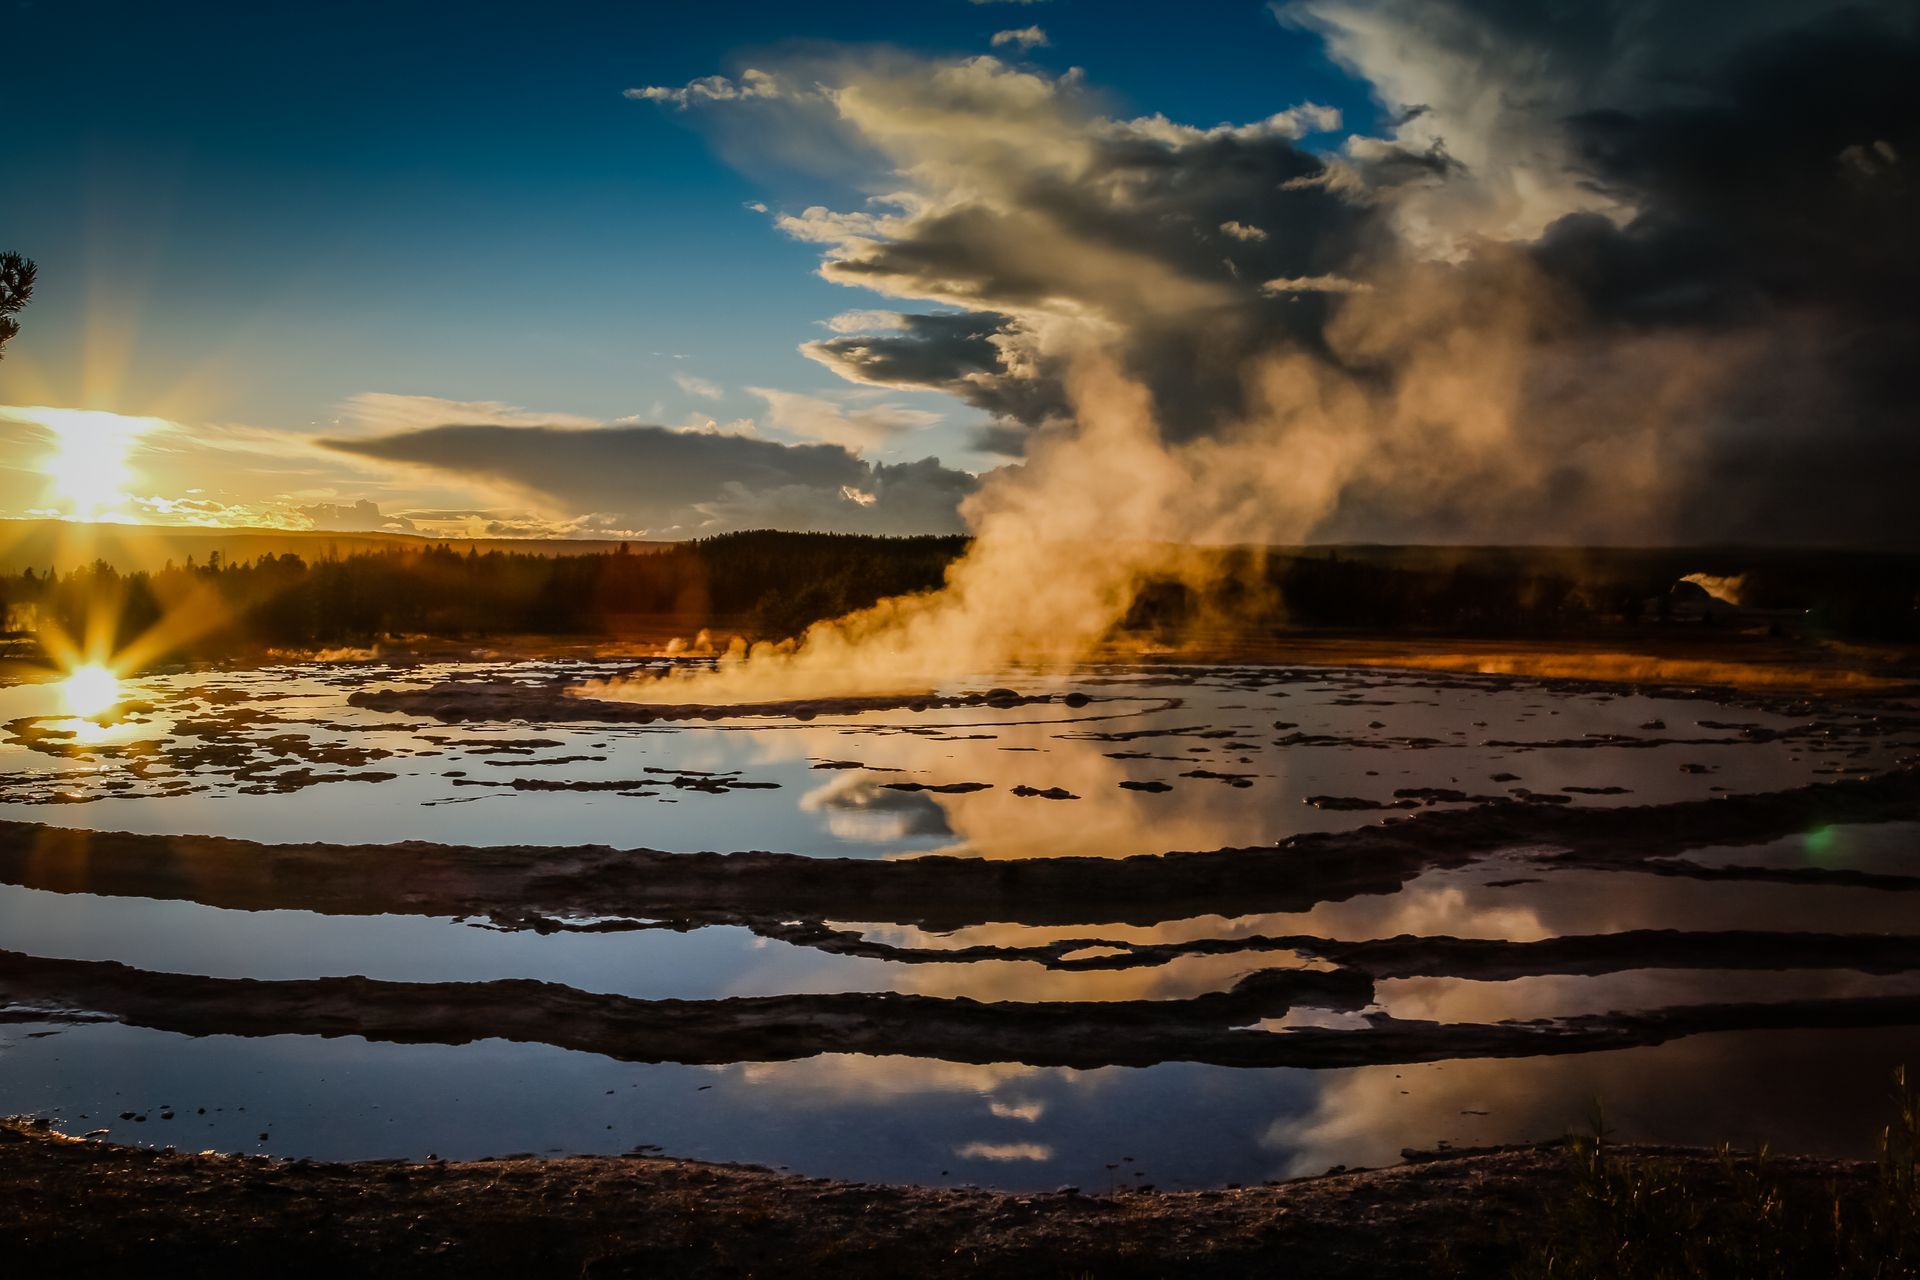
[0,252,36,358]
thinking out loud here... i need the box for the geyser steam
[602,3,1920,702]
[593,359,1271,703]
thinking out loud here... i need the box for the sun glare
[60,663,123,718]
[16,406,156,519]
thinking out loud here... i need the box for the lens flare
[60,663,122,718]
[1804,825,1840,867]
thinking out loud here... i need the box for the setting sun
[59,662,121,718]
[20,406,154,519]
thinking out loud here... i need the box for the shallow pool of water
[0,660,1905,858]
[2,658,1917,1188]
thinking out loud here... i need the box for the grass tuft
[1517,1071,1920,1278]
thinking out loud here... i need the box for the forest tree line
[0,532,964,655]
[0,530,1914,659]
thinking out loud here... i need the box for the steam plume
[606,3,1919,701]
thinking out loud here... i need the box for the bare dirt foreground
[0,1118,1863,1277]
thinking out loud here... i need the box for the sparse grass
[1517,1072,1920,1278]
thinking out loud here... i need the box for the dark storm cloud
[1518,4,1920,547]
[793,113,1383,442]
[328,423,976,537]
[1542,9,1919,327]
[639,9,1919,546]
[809,312,1007,388]
[804,311,1075,440]
[1257,0,1920,546]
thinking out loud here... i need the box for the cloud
[0,401,550,534]
[631,11,1920,548]
[990,26,1048,51]
[623,69,783,108]
[1271,0,1920,546]
[825,309,907,333]
[325,419,975,537]
[800,311,1065,426]
[746,386,942,450]
[1120,103,1342,146]
[673,372,724,399]
[672,414,758,437]
[339,392,602,434]
[114,492,318,531]
[1261,274,1371,294]
[1274,0,1914,252]
[678,54,1372,438]
[295,499,417,533]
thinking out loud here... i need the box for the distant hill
[0,519,663,575]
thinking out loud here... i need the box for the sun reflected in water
[60,664,122,718]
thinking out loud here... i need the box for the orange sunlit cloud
[0,401,567,538]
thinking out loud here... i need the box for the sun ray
[32,567,235,723]
[111,574,238,671]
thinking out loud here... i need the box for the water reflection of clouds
[800,772,954,842]
[1376,969,1920,1024]
[0,884,887,1000]
[956,1141,1053,1162]
[1265,1027,1920,1179]
[15,1020,1920,1188]
[4,659,1920,1187]
[2,661,1910,862]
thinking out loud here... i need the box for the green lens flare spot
[1804,825,1839,866]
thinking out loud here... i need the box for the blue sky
[7,0,1907,550]
[3,1,1370,446]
